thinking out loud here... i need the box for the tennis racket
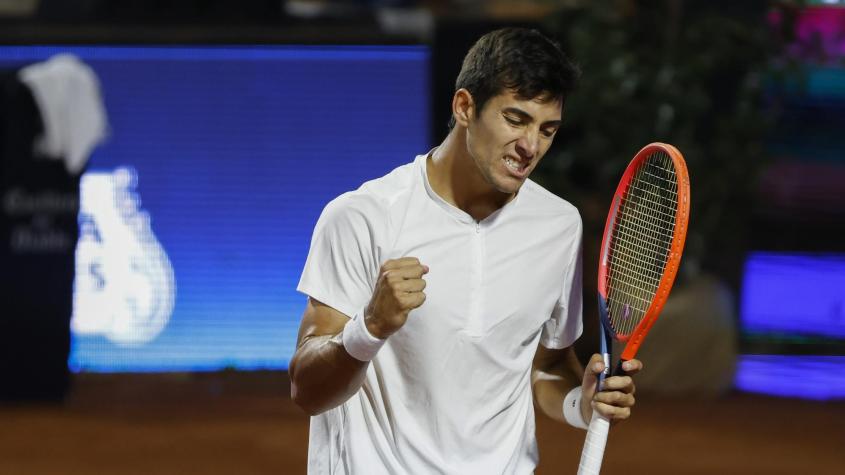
[577,142,690,475]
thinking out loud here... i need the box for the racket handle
[577,411,611,475]
[614,359,628,377]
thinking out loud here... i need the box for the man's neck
[426,129,514,222]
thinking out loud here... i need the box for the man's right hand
[365,257,428,339]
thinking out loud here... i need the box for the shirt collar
[416,150,522,227]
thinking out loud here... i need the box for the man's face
[464,89,562,195]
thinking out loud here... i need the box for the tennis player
[290,28,641,474]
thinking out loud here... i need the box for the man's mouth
[504,156,529,176]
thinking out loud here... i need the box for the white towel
[18,54,109,175]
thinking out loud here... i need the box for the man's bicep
[533,344,582,382]
[534,344,566,371]
[295,298,351,348]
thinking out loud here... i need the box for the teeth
[505,157,521,171]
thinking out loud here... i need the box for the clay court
[1,372,842,474]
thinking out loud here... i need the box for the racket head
[596,142,690,360]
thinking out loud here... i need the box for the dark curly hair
[449,28,580,128]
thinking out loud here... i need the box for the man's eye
[505,116,522,126]
[542,128,557,138]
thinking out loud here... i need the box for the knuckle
[381,260,396,271]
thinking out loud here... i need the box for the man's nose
[515,130,539,160]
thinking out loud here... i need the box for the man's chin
[493,177,526,195]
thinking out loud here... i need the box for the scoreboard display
[0,45,430,372]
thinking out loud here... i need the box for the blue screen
[736,252,845,399]
[735,355,845,400]
[741,252,845,339]
[0,45,430,372]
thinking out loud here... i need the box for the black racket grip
[612,359,628,377]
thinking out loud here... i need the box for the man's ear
[452,88,475,128]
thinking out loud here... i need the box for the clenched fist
[365,257,428,339]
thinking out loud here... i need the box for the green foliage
[536,0,802,281]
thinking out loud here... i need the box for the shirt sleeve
[296,193,383,318]
[540,216,584,349]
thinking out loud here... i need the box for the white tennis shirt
[298,153,583,474]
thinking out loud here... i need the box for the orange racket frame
[596,142,690,362]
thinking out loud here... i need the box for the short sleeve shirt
[297,153,583,474]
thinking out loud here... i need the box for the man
[290,28,641,474]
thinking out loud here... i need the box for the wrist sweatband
[342,311,386,362]
[563,386,590,430]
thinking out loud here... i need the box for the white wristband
[342,310,386,362]
[563,386,589,430]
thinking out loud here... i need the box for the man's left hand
[580,354,643,423]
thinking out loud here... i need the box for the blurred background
[0,0,843,473]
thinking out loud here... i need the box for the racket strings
[605,151,679,337]
[609,155,676,335]
[609,152,677,336]
[607,171,673,334]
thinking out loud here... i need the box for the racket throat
[596,296,627,391]
[598,352,612,391]
[597,312,613,391]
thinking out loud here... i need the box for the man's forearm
[533,369,581,423]
[532,346,587,424]
[289,332,369,416]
